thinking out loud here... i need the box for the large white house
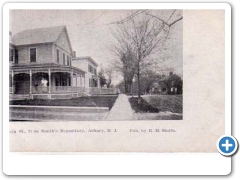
[9,25,86,99]
[72,56,100,89]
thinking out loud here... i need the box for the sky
[10,10,183,85]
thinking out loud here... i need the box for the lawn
[129,97,160,113]
[142,95,182,113]
[128,95,183,120]
[10,95,118,110]
[129,95,182,113]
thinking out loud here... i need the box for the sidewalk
[106,94,135,120]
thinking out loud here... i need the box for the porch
[9,63,86,99]
[9,63,118,99]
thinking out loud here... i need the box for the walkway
[106,94,135,120]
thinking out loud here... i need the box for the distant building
[72,56,100,89]
[166,72,183,94]
[150,71,182,95]
[150,81,168,95]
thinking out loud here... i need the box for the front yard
[142,95,183,113]
[129,95,183,120]
[10,95,118,110]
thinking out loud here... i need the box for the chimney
[72,51,76,58]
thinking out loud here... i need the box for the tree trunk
[123,72,134,95]
[137,63,141,104]
[125,80,132,94]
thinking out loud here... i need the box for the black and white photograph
[9,9,183,121]
[3,2,232,176]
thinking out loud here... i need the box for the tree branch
[169,16,183,27]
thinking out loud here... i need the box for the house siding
[55,29,72,54]
[17,44,53,64]
[73,59,98,88]
[53,44,72,66]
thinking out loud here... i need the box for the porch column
[76,75,78,92]
[71,70,73,97]
[76,75,78,86]
[48,69,51,94]
[84,76,85,88]
[11,71,14,93]
[80,75,82,87]
[84,75,85,92]
[71,70,74,86]
[98,78,100,88]
[29,69,32,94]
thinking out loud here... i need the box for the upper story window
[63,53,65,65]
[88,65,95,74]
[9,48,14,62]
[30,48,36,62]
[88,65,91,72]
[67,55,69,66]
[56,49,59,63]
[15,50,18,64]
[69,58,72,66]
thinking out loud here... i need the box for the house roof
[73,56,99,67]
[12,25,66,46]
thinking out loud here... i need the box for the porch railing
[32,86,85,94]
[32,86,49,94]
[86,87,117,95]
[10,86,117,95]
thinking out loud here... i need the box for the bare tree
[110,10,182,100]
[99,64,115,88]
[105,67,114,88]
[109,29,137,94]
[112,16,168,98]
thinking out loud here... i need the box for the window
[30,48,36,62]
[67,55,69,66]
[88,65,94,73]
[9,48,14,62]
[63,53,65,65]
[56,49,59,63]
[94,68,97,75]
[15,49,18,64]
[88,65,91,72]
[69,58,72,66]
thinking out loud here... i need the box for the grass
[129,97,160,113]
[129,95,182,120]
[129,95,182,113]
[10,95,118,110]
[142,95,183,113]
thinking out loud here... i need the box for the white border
[3,3,232,175]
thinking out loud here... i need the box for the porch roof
[9,63,86,75]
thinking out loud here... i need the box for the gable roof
[73,56,99,67]
[12,25,66,46]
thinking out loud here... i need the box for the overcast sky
[10,10,182,85]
